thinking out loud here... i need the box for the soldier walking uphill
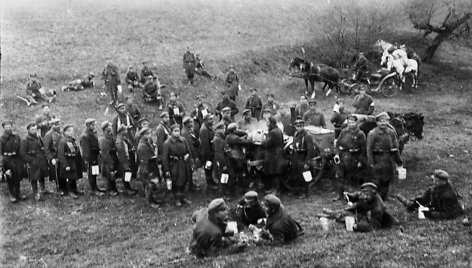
[136,128,161,208]
[20,123,49,201]
[58,125,84,199]
[99,121,119,196]
[183,48,196,85]
[101,61,122,105]
[261,116,285,195]
[80,118,106,196]
[333,115,366,200]
[162,124,194,207]
[199,114,219,191]
[291,118,319,198]
[225,65,240,101]
[366,112,403,200]
[43,118,64,194]
[0,121,26,202]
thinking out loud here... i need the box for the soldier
[333,115,366,200]
[43,118,63,194]
[143,75,163,109]
[62,72,95,92]
[352,87,375,115]
[353,52,369,83]
[199,114,218,191]
[245,88,263,120]
[155,112,171,180]
[195,54,215,80]
[213,122,230,196]
[303,99,326,128]
[344,182,396,232]
[237,109,258,132]
[261,194,303,245]
[261,116,284,195]
[190,95,211,138]
[220,107,234,129]
[124,66,142,92]
[125,95,142,126]
[112,103,137,145]
[261,94,280,117]
[140,62,155,84]
[215,92,238,121]
[58,125,84,199]
[189,198,247,257]
[181,117,200,191]
[226,123,253,193]
[396,170,464,220]
[25,74,56,105]
[162,124,194,207]
[183,47,196,85]
[134,118,149,143]
[136,128,161,208]
[36,104,54,137]
[225,65,240,101]
[20,123,49,201]
[101,61,122,105]
[330,98,350,140]
[0,121,25,202]
[295,95,309,118]
[99,121,119,196]
[291,118,318,198]
[115,125,138,196]
[366,112,403,200]
[80,118,105,196]
[167,92,185,126]
[230,191,266,227]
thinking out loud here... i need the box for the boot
[89,175,104,196]
[40,181,50,194]
[31,181,42,201]
[174,192,182,207]
[7,180,17,202]
[71,180,84,196]
[68,181,78,199]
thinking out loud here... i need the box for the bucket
[227,221,238,234]
[302,171,312,182]
[345,216,355,232]
[220,173,229,184]
[124,171,132,182]
[397,166,407,180]
[166,178,172,190]
[320,217,329,232]
[418,205,429,219]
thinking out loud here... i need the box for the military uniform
[330,109,349,139]
[366,126,402,200]
[245,95,263,120]
[99,131,119,194]
[36,112,53,138]
[216,98,238,121]
[261,124,284,192]
[226,131,253,191]
[213,129,230,195]
[112,112,136,144]
[199,122,217,189]
[115,134,136,193]
[126,103,142,126]
[295,103,309,119]
[303,110,326,127]
[353,94,375,115]
[190,103,211,138]
[261,102,280,117]
[101,63,121,104]
[225,70,239,101]
[353,54,369,81]
[140,66,155,84]
[291,128,318,196]
[44,128,63,190]
[167,100,185,126]
[183,51,196,84]
[80,128,103,193]
[125,70,141,91]
[136,134,160,205]
[58,135,83,195]
[264,195,302,245]
[0,131,24,201]
[231,192,266,227]
[20,133,48,197]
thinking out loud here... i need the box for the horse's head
[401,112,425,140]
[290,57,304,70]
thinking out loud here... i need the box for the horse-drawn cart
[338,71,401,97]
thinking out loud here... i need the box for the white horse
[374,39,393,52]
[380,49,408,66]
[385,54,418,89]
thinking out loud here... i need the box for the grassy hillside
[1,0,472,267]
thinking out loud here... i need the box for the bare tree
[408,0,472,62]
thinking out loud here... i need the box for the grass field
[1,0,472,267]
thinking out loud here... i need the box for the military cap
[227,123,237,132]
[203,113,214,121]
[375,112,390,121]
[101,120,111,130]
[170,124,180,131]
[267,93,275,98]
[268,115,277,125]
[242,109,251,116]
[137,127,151,138]
[264,194,281,207]
[160,111,169,118]
[215,122,226,130]
[294,118,305,126]
[431,169,449,181]
[262,108,272,114]
[116,103,126,109]
[116,124,127,133]
[221,107,232,113]
[137,118,148,126]
[244,191,259,201]
[361,182,377,191]
[208,198,227,212]
[26,122,36,130]
[347,115,358,121]
[85,118,96,126]
[182,116,193,125]
[2,120,12,128]
[63,125,74,133]
[49,118,60,124]
[308,99,317,105]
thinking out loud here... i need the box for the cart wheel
[351,82,370,95]
[338,80,352,95]
[381,77,399,97]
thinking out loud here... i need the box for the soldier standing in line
[0,121,26,202]
[213,122,230,197]
[80,118,105,196]
[199,114,219,191]
[181,117,200,191]
[215,92,239,121]
[136,128,161,208]
[183,47,196,85]
[43,118,63,195]
[115,125,138,196]
[57,125,84,199]
[99,121,119,196]
[112,103,137,144]
[35,104,55,138]
[20,123,49,201]
[167,92,186,126]
[366,112,403,200]
[190,95,211,139]
[155,112,171,182]
[245,88,263,120]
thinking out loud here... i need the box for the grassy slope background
[1,0,472,267]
